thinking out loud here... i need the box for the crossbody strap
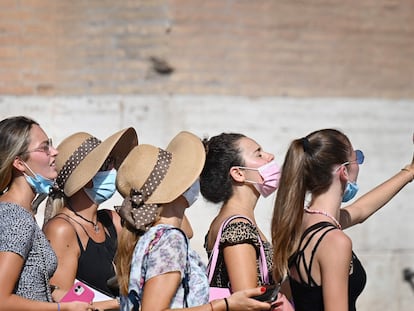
[207,215,269,284]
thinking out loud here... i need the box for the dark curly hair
[200,133,246,203]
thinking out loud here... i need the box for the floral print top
[123,224,209,310]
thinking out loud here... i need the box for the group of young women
[0,115,413,311]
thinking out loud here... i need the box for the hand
[225,287,272,311]
[270,293,294,311]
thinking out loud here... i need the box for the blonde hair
[115,226,141,296]
[0,116,38,193]
[43,195,66,225]
[115,211,162,295]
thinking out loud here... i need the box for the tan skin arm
[319,231,353,311]
[141,271,271,311]
[0,252,90,311]
[44,216,120,311]
[224,243,259,291]
[340,164,414,229]
[43,218,80,297]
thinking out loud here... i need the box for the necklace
[304,208,342,230]
[68,204,100,233]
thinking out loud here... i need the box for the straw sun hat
[115,131,205,231]
[55,127,138,197]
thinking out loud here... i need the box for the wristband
[57,302,60,311]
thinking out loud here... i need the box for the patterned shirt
[0,202,57,301]
[124,224,209,310]
[205,221,274,288]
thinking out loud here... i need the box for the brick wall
[1,0,414,97]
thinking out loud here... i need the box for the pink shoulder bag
[206,215,269,301]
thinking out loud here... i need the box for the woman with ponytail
[271,128,414,311]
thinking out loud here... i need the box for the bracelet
[401,168,414,183]
[224,298,229,311]
[57,302,60,311]
[116,296,121,306]
[209,301,214,311]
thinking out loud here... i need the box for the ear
[229,166,245,183]
[12,156,27,173]
[338,165,349,182]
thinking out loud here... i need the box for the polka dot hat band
[55,136,101,191]
[116,148,172,232]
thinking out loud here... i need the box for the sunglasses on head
[343,149,364,166]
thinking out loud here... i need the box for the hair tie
[301,137,311,153]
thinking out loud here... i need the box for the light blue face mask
[342,181,359,202]
[183,179,200,206]
[23,163,54,195]
[84,169,117,205]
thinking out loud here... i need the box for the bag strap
[206,215,269,285]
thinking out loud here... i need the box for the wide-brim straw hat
[116,131,205,204]
[56,127,138,197]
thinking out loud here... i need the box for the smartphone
[252,284,280,303]
[60,281,95,303]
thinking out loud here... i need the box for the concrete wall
[1,98,413,310]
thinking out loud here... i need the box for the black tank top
[57,210,118,296]
[288,222,366,311]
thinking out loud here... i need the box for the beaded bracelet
[401,168,414,183]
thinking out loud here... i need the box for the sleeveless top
[288,222,367,311]
[0,202,57,301]
[57,209,118,296]
[204,220,274,288]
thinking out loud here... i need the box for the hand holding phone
[251,284,280,303]
[60,281,95,303]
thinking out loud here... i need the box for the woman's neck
[156,196,187,228]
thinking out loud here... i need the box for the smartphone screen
[60,281,95,303]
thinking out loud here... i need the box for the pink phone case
[60,281,95,303]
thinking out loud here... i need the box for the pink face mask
[238,160,281,197]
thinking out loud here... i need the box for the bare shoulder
[318,229,353,263]
[226,214,254,225]
[43,215,77,241]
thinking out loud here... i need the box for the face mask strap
[22,162,38,180]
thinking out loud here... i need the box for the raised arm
[340,163,414,229]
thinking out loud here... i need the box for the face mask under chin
[22,162,54,195]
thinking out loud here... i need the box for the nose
[265,152,274,162]
[50,145,59,156]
